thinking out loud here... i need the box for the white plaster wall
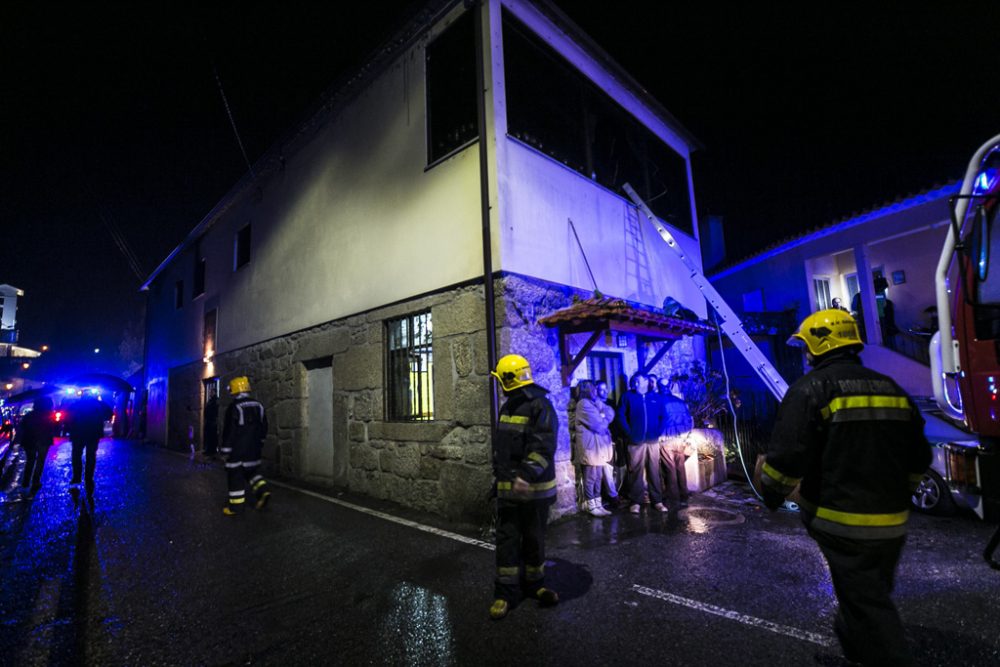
[497,141,706,316]
[202,26,483,355]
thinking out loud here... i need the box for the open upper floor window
[193,257,206,298]
[385,311,434,421]
[234,224,251,270]
[502,11,693,236]
[426,10,477,164]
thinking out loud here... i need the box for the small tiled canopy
[538,296,716,385]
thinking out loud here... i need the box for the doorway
[586,351,625,404]
[305,359,334,480]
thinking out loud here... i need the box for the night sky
[2,1,997,380]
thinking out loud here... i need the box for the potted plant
[668,361,736,491]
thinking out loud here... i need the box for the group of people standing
[573,373,694,516]
[5,393,112,497]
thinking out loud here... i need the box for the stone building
[141,0,710,523]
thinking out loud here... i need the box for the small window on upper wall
[174,280,184,309]
[193,258,206,297]
[426,10,477,164]
[234,224,251,270]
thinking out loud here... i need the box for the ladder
[623,184,789,402]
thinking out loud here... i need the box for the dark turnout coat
[492,384,557,505]
[761,353,932,539]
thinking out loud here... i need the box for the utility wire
[211,61,255,178]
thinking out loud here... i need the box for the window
[203,309,217,361]
[813,278,832,311]
[426,10,477,163]
[193,258,206,297]
[234,224,251,270]
[385,311,434,421]
[174,280,184,309]
[503,11,693,235]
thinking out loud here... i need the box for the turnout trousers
[495,502,550,601]
[225,458,270,512]
[807,526,911,666]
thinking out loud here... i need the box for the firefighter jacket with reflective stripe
[762,353,932,539]
[493,384,557,505]
[221,394,268,462]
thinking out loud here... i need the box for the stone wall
[165,283,495,524]
[161,273,705,524]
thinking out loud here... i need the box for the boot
[489,599,509,620]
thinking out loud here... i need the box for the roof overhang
[538,297,715,385]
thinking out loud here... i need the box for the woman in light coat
[574,380,615,516]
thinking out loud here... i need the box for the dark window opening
[502,11,693,236]
[234,224,251,270]
[385,311,434,421]
[426,10,478,164]
[194,258,206,297]
[174,280,184,309]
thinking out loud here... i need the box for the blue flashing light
[974,170,997,195]
[64,387,77,395]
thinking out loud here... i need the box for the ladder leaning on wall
[622,183,789,402]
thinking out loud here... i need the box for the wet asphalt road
[1,437,998,667]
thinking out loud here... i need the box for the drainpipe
[472,0,498,433]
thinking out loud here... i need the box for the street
[1,438,998,666]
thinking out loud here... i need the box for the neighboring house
[140,0,710,521]
[709,182,959,402]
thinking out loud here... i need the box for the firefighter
[759,309,931,666]
[488,354,559,620]
[220,376,271,516]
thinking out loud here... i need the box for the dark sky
[2,1,997,380]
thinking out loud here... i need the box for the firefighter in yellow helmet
[759,309,931,665]
[488,354,559,620]
[220,376,272,515]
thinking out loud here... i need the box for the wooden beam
[639,338,676,375]
[561,329,604,386]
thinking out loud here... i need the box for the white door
[305,364,334,480]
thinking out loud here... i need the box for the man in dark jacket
[66,394,113,488]
[489,354,559,620]
[221,376,271,515]
[15,396,57,496]
[759,309,931,666]
[617,373,666,514]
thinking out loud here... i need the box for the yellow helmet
[788,309,863,356]
[491,354,534,391]
[228,376,251,395]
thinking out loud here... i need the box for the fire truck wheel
[911,469,956,516]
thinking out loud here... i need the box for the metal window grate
[385,311,434,421]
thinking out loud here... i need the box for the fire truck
[929,133,1000,520]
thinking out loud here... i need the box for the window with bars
[385,311,434,421]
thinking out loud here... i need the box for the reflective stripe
[498,566,519,576]
[499,415,530,425]
[497,479,557,500]
[225,462,242,469]
[526,452,549,470]
[229,497,246,505]
[820,395,911,420]
[220,447,232,453]
[252,479,267,491]
[250,475,263,484]
[242,460,262,467]
[762,462,800,488]
[236,401,264,426]
[524,564,544,581]
[229,490,246,497]
[815,506,909,527]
